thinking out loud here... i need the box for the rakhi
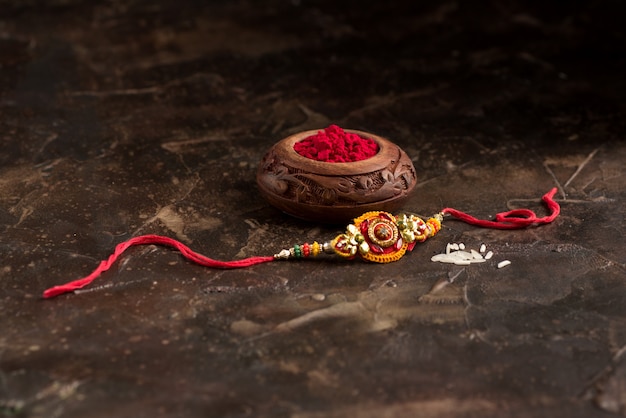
[42,188,560,299]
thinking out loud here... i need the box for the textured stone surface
[1,1,625,417]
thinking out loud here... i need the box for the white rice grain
[497,260,511,269]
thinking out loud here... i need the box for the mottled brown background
[1,1,625,417]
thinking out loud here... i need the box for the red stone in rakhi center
[294,125,379,163]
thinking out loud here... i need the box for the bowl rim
[274,129,399,175]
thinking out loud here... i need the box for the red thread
[441,188,560,229]
[42,235,275,299]
[293,125,379,162]
[43,190,560,298]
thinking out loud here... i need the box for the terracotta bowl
[256,129,417,223]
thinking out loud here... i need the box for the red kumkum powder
[294,125,379,163]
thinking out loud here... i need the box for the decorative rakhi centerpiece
[328,210,442,263]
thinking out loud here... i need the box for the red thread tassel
[441,188,560,229]
[42,235,275,299]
